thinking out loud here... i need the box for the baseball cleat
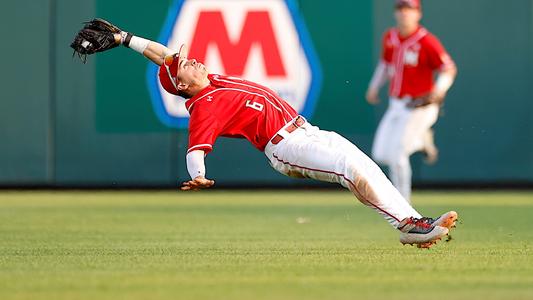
[426,211,458,244]
[430,211,458,230]
[410,211,459,230]
[398,216,449,248]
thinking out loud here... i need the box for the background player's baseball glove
[407,93,445,108]
[70,18,122,63]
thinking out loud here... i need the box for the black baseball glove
[70,18,122,63]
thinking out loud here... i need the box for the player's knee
[389,155,409,169]
[371,149,388,165]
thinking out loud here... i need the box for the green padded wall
[0,0,52,184]
[0,0,531,186]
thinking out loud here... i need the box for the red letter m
[189,10,286,76]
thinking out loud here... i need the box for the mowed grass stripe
[0,190,531,300]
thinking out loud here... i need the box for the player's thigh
[326,130,367,157]
[314,131,396,191]
[372,113,394,161]
[273,131,351,183]
[373,108,409,162]
[286,130,383,184]
[402,104,439,153]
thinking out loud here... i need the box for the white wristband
[434,72,454,95]
[121,32,150,55]
[128,36,150,54]
[186,150,206,179]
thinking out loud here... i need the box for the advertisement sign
[146,0,322,128]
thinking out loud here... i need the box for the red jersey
[382,26,455,98]
[185,74,298,154]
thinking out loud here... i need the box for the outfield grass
[0,190,532,300]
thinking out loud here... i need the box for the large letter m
[189,10,286,76]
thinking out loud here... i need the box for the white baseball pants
[264,117,421,228]
[371,98,439,201]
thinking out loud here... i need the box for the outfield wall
[1,0,532,187]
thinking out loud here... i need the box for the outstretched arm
[180,150,215,191]
[71,19,175,65]
[113,32,174,66]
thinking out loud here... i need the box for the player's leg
[323,129,422,224]
[389,104,439,200]
[265,124,421,228]
[371,103,400,165]
[402,104,439,157]
[384,101,414,201]
[422,129,438,165]
[265,125,457,248]
[388,155,412,201]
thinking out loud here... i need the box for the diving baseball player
[70,18,458,248]
[366,0,457,201]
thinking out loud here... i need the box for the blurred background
[1,0,531,188]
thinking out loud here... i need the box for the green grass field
[0,190,532,300]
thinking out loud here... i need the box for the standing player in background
[70,19,458,248]
[366,0,457,202]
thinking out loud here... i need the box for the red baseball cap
[158,44,188,95]
[395,0,421,9]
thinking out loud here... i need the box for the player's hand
[365,88,380,105]
[180,176,215,191]
[70,18,123,63]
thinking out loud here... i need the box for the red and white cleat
[398,217,449,248]
[431,211,458,230]
[398,211,459,249]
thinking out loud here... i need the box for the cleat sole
[411,228,448,249]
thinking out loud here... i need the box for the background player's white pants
[371,98,439,201]
[264,118,422,228]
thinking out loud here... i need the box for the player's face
[177,58,209,86]
[394,6,421,29]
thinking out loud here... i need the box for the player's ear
[416,8,422,20]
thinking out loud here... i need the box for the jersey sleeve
[381,30,393,64]
[424,34,455,71]
[187,107,220,155]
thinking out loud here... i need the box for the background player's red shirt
[382,26,455,98]
[185,74,298,154]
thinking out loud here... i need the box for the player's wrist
[428,90,445,105]
[120,32,150,55]
[434,72,454,96]
[119,31,130,45]
[187,150,206,180]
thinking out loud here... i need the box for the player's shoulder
[210,74,248,86]
[419,28,444,44]
[382,27,397,39]
[211,74,273,95]
[381,28,398,46]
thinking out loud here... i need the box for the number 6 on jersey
[245,100,264,112]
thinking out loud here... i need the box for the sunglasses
[163,44,189,93]
[163,53,181,92]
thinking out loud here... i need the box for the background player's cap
[158,44,189,95]
[395,0,421,9]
